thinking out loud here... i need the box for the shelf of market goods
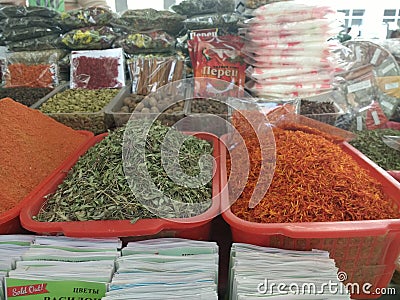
[1,0,400,299]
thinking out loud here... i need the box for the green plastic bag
[28,0,65,12]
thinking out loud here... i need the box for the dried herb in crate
[35,121,213,222]
[349,128,400,171]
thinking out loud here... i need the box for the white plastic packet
[246,65,334,80]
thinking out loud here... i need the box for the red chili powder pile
[0,98,90,214]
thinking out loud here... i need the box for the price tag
[385,82,399,90]
[355,46,362,62]
[371,110,381,125]
[347,80,372,93]
[381,100,394,110]
[356,116,363,131]
[370,49,382,65]
[382,63,396,75]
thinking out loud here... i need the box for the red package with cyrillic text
[190,35,246,97]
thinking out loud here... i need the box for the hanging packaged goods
[188,35,246,96]
[241,1,340,98]
[113,9,185,36]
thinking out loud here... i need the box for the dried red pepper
[71,56,121,90]
[228,110,400,223]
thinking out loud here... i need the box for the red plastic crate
[220,140,400,299]
[20,132,221,240]
[0,130,94,234]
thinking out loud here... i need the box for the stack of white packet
[7,236,120,282]
[104,238,219,300]
[0,235,34,299]
[242,0,343,98]
[229,243,351,299]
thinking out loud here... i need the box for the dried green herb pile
[35,121,213,222]
[349,128,400,171]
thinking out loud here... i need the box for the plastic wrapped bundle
[242,1,341,99]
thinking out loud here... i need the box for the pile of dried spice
[35,120,214,222]
[227,111,400,223]
[349,128,400,171]
[0,87,53,107]
[0,98,90,215]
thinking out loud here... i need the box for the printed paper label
[356,116,363,131]
[355,46,362,62]
[371,110,381,125]
[382,63,396,75]
[6,278,107,299]
[385,82,399,90]
[370,49,382,65]
[347,80,372,93]
[381,100,394,110]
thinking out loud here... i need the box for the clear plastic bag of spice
[70,48,125,90]
[247,0,299,10]
[0,5,59,18]
[112,30,175,54]
[113,9,185,36]
[56,7,116,31]
[2,26,63,42]
[61,26,118,50]
[127,53,185,95]
[268,109,357,142]
[183,13,244,33]
[170,0,235,17]
[3,50,65,88]
[349,100,389,132]
[251,98,300,115]
[0,16,63,30]
[344,70,377,110]
[7,34,63,52]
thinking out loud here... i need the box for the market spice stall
[0,0,399,299]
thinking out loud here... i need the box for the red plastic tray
[0,130,94,234]
[220,140,400,299]
[20,132,221,240]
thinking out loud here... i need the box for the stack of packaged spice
[0,235,34,299]
[3,49,65,89]
[243,1,341,98]
[58,7,117,50]
[229,243,350,299]
[5,236,121,299]
[333,40,400,131]
[0,5,64,52]
[104,238,219,299]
